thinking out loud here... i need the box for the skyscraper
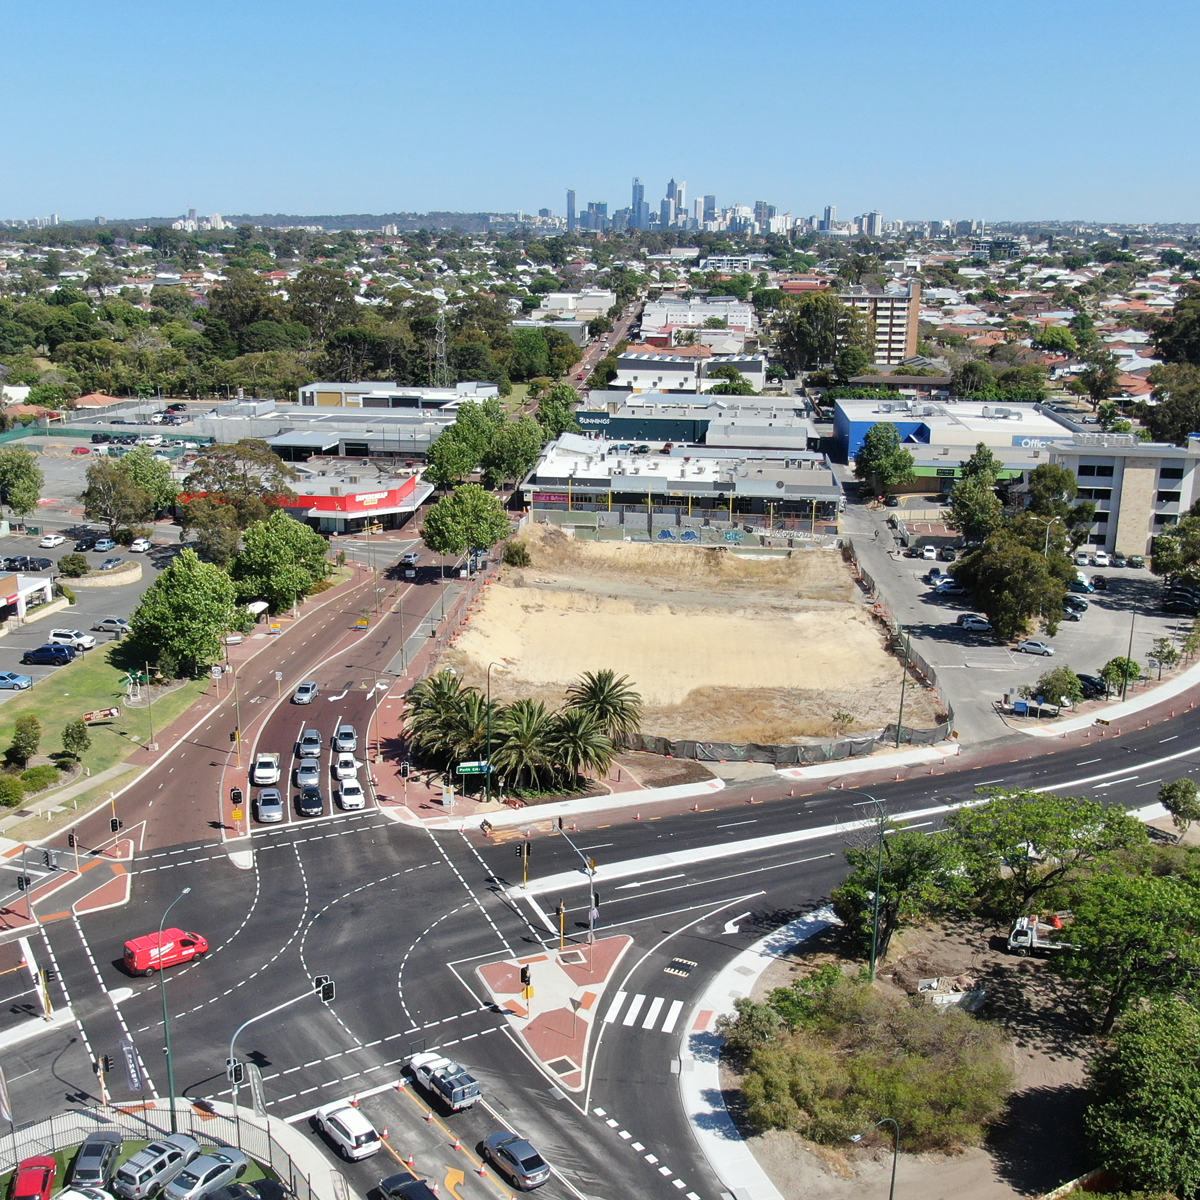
[821,205,836,231]
[632,177,649,229]
[675,181,687,223]
[660,198,672,226]
[666,178,676,204]
[566,189,576,233]
[703,195,717,223]
[866,211,882,237]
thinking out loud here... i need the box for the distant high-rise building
[703,195,717,223]
[50,213,58,226]
[566,189,576,233]
[632,177,649,229]
[660,198,672,226]
[666,178,676,204]
[866,211,882,237]
[188,207,197,222]
[538,208,551,219]
[694,199,703,223]
[821,205,836,231]
[675,181,687,223]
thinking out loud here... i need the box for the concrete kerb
[776,740,961,781]
[679,906,840,1200]
[1020,655,1200,737]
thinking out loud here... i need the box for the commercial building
[297,381,498,409]
[274,464,433,535]
[528,290,616,322]
[575,399,818,449]
[838,281,921,365]
[1048,432,1200,555]
[640,296,755,332]
[613,352,768,394]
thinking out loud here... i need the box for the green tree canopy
[80,460,155,536]
[0,446,44,517]
[946,473,1002,542]
[183,439,297,527]
[287,266,359,340]
[1144,363,1200,445]
[774,291,871,374]
[1159,777,1200,840]
[536,384,581,440]
[421,483,511,557]
[179,496,242,566]
[114,446,178,511]
[1032,325,1078,356]
[481,416,543,489]
[564,669,643,746]
[230,509,329,613]
[833,344,872,384]
[1152,282,1200,365]
[8,714,41,766]
[853,422,915,494]
[129,548,238,677]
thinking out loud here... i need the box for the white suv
[313,1101,380,1160]
[48,629,96,650]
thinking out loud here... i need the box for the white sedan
[338,779,366,810]
[334,753,361,780]
[1017,639,1055,657]
[39,534,65,548]
[1092,550,1111,567]
[130,537,153,553]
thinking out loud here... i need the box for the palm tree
[408,670,471,768]
[564,670,643,747]
[552,707,616,784]
[491,700,558,793]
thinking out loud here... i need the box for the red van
[123,928,208,976]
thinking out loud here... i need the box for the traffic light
[400,761,410,778]
[229,730,238,744]
[226,1059,244,1085]
[110,817,122,833]
[67,833,76,849]
[43,967,56,983]
[515,843,531,860]
[96,1054,113,1074]
[42,850,58,870]
[15,876,30,891]
[313,974,335,1003]
[519,966,532,987]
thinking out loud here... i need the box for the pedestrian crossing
[603,991,686,1034]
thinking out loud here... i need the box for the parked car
[934,580,967,596]
[296,785,324,818]
[1074,551,1091,566]
[38,534,65,548]
[957,614,992,631]
[313,1100,381,1161]
[924,567,943,583]
[1017,639,1056,656]
[90,433,112,444]
[1128,555,1146,568]
[130,538,153,553]
[94,538,116,552]
[22,645,75,666]
[76,535,98,551]
[333,724,358,753]
[1077,673,1109,699]
[166,403,187,412]
[338,779,366,810]
[67,1131,123,1191]
[1091,575,1108,591]
[292,681,319,704]
[71,446,93,456]
[1063,595,1089,613]
[482,1132,551,1191]
[99,557,125,571]
[1111,551,1128,567]
[1163,599,1200,616]
[0,672,32,690]
[112,1134,201,1200]
[254,788,284,824]
[48,629,96,650]
[10,1157,57,1200]
[162,1151,248,1200]
[921,544,937,560]
[123,928,207,975]
[297,728,322,757]
[1092,550,1111,567]
[1069,580,1095,593]
[92,617,130,634]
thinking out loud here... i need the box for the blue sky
[4,0,1198,223]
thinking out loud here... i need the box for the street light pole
[842,789,887,980]
[850,1118,900,1200]
[159,887,192,1133]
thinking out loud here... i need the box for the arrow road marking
[723,911,752,935]
[615,873,684,891]
[444,1169,465,1200]
[327,690,349,701]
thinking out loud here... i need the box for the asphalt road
[9,547,1200,1200]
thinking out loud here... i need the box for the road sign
[274,671,283,681]
[456,761,492,775]
[82,707,121,723]
[356,618,370,628]
[231,808,244,821]
[119,1038,144,1093]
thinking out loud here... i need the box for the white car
[1017,639,1055,657]
[334,753,360,781]
[959,615,992,631]
[338,779,366,810]
[1092,550,1111,567]
[313,1100,380,1160]
[130,538,153,553]
[48,629,96,650]
[1074,551,1091,566]
[39,534,65,548]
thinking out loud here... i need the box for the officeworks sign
[1012,435,1075,449]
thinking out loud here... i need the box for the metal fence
[0,1106,341,1200]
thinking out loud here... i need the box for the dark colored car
[1163,600,1200,616]
[937,546,957,562]
[1091,575,1108,590]
[90,433,111,444]
[1063,595,1089,613]
[26,558,52,572]
[1111,551,1127,567]
[296,785,324,818]
[6,556,29,571]
[75,535,97,551]
[379,1176,440,1200]
[22,644,75,666]
[68,1131,123,1190]
[166,403,187,412]
[1077,673,1109,699]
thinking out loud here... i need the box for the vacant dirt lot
[443,525,942,742]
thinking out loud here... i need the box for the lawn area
[503,383,530,413]
[0,648,208,777]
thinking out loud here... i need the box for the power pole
[434,307,450,388]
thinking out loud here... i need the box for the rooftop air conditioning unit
[329,487,340,496]
[981,406,992,418]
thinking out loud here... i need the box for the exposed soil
[444,525,942,743]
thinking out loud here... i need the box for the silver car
[162,1150,248,1200]
[254,789,284,824]
[293,681,319,704]
[296,758,321,787]
[333,724,358,753]
[482,1132,551,1190]
[113,1134,201,1200]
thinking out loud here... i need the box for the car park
[38,534,65,548]
[112,1134,201,1200]
[298,729,322,756]
[296,784,324,818]
[67,1131,123,1190]
[1092,550,1111,567]
[76,535,98,551]
[338,779,366,810]
[94,538,116,552]
[0,672,31,690]
[333,724,358,752]
[49,629,96,650]
[313,1100,382,1160]
[22,644,75,666]
[482,1132,551,1190]
[93,617,130,634]
[296,758,321,787]
[11,1156,57,1200]
[293,681,319,704]
[254,789,284,823]
[957,614,991,631]
[123,928,208,975]
[1017,639,1055,656]
[1129,555,1146,568]
[130,538,152,552]
[99,557,125,571]
[162,1150,248,1200]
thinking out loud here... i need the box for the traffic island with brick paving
[477,936,630,1091]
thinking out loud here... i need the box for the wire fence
[0,1105,342,1200]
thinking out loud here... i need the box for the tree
[564,670,643,746]
[552,706,616,784]
[944,789,1147,920]
[953,528,1070,639]
[1144,363,1200,445]
[490,700,558,792]
[951,359,994,397]
[115,446,178,512]
[179,496,242,566]
[509,329,551,381]
[831,823,964,961]
[1076,349,1122,408]
[833,344,872,384]
[0,446,43,517]
[425,431,483,490]
[946,474,1002,542]
[287,266,359,340]
[536,384,581,439]
[960,441,1002,481]
[129,548,238,677]
[8,714,41,766]
[1056,873,1200,1033]
[61,719,92,761]
[0,778,25,808]
[774,292,871,374]
[1152,283,1200,365]
[79,460,155,536]
[205,269,284,338]
[482,417,543,489]
[421,484,511,557]
[230,509,330,613]
[183,440,297,527]
[1084,998,1200,1197]
[1032,325,1078,356]
[1149,636,1180,679]
[853,422,915,494]
[1100,656,1142,692]
[1159,777,1200,840]
[1021,664,1083,705]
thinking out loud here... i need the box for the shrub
[57,553,90,577]
[20,765,61,792]
[8,714,41,766]
[0,777,25,808]
[58,583,76,605]
[503,540,532,567]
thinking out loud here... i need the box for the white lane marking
[715,820,757,829]
[622,994,646,1026]
[1094,777,1139,789]
[604,992,627,1023]
[660,999,684,1034]
[641,996,664,1030]
[615,874,685,891]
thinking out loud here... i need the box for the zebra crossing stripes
[604,991,686,1034]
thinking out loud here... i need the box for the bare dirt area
[444,525,942,743]
[730,921,1095,1200]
